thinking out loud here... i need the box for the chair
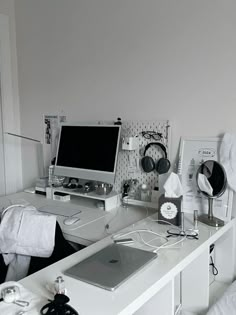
[0,222,83,283]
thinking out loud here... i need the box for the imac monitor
[54,124,121,184]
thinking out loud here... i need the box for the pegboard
[99,120,171,199]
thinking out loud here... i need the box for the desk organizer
[47,186,120,211]
[99,119,171,199]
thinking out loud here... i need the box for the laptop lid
[64,243,157,291]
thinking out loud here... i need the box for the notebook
[64,243,157,291]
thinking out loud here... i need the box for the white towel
[0,281,46,315]
[0,205,56,257]
[5,255,32,282]
[197,173,213,196]
[220,133,236,192]
[0,205,56,281]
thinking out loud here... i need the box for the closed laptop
[64,243,157,291]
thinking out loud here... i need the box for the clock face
[160,202,178,219]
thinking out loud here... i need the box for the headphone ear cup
[156,158,171,174]
[141,156,155,173]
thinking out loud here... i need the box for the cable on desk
[144,206,149,218]
[104,207,121,235]
[148,218,177,227]
[149,218,199,240]
[209,244,218,276]
[105,198,150,234]
[113,228,187,253]
[209,256,218,276]
[113,229,168,242]
[153,235,187,253]
[174,303,182,315]
[1,204,26,218]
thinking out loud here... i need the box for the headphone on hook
[141,142,171,174]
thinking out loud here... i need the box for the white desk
[0,191,154,246]
[19,210,236,315]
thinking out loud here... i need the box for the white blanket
[0,205,56,281]
[207,281,236,315]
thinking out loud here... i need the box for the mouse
[63,217,80,226]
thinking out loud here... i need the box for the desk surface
[0,191,155,246]
[19,209,235,315]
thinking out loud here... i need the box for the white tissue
[197,173,213,196]
[163,172,183,198]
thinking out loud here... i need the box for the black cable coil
[40,294,79,315]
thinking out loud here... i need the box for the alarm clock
[158,194,182,226]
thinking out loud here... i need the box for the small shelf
[123,197,159,209]
[48,186,121,211]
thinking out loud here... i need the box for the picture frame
[177,136,233,222]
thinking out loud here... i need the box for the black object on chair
[0,222,84,283]
[0,254,8,284]
[28,222,84,275]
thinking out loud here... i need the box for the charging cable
[113,229,187,253]
[209,256,218,276]
[113,229,168,243]
[1,204,27,220]
[209,244,218,276]
[105,206,121,235]
[106,198,149,234]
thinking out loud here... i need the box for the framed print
[177,137,233,222]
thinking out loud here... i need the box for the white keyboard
[38,205,82,217]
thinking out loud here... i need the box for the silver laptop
[64,243,157,291]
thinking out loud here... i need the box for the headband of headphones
[143,142,168,159]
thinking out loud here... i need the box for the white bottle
[54,276,66,294]
[140,184,151,202]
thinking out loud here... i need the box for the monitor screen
[54,124,121,184]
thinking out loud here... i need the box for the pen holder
[158,194,182,226]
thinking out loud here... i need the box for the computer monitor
[54,124,121,184]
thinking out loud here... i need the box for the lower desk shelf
[47,187,121,211]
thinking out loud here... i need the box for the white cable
[174,303,182,315]
[1,204,26,218]
[106,199,149,235]
[113,227,189,253]
[136,230,187,252]
[138,232,169,249]
[113,229,168,242]
[149,218,179,228]
[105,207,121,235]
[153,235,187,253]
[144,206,149,218]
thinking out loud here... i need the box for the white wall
[14,0,236,188]
[0,0,19,117]
[0,0,22,193]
